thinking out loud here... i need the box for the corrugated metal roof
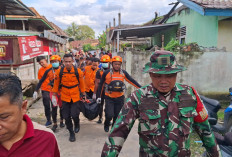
[0,29,40,36]
[49,22,69,37]
[178,0,232,16]
[6,7,53,30]
[0,0,35,16]
[110,23,179,40]
[191,0,232,9]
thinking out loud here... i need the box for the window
[176,26,186,44]
[180,38,185,44]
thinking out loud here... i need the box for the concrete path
[27,99,139,157]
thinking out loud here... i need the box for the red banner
[18,36,44,61]
[0,38,13,64]
[43,39,53,55]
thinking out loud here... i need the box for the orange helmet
[50,55,61,62]
[112,56,122,63]
[100,55,111,63]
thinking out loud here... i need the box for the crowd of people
[33,48,138,142]
[0,50,222,157]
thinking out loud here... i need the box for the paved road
[27,99,139,157]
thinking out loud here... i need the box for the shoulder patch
[191,86,208,123]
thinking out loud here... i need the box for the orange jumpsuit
[83,65,99,93]
[38,64,52,92]
[53,66,85,103]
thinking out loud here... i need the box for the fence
[119,51,232,96]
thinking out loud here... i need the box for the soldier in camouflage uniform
[101,50,221,157]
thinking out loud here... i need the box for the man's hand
[92,93,96,100]
[97,98,101,104]
[81,95,86,102]
[33,91,38,100]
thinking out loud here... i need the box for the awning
[28,19,53,30]
[0,29,40,36]
[0,29,66,45]
[43,30,67,45]
[110,23,179,40]
[0,0,35,16]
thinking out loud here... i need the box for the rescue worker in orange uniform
[34,55,65,132]
[83,58,100,98]
[96,56,141,132]
[33,56,52,126]
[52,53,86,142]
[93,55,111,124]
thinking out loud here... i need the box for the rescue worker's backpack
[83,99,99,120]
[59,65,80,89]
[106,69,126,92]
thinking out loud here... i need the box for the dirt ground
[27,98,139,157]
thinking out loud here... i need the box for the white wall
[17,63,40,80]
[218,20,232,52]
[121,51,232,95]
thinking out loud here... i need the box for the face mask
[102,63,109,68]
[52,62,59,68]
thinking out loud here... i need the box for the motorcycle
[200,87,232,134]
[200,88,232,157]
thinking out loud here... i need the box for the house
[0,1,68,80]
[106,13,179,53]
[71,39,99,50]
[5,7,68,54]
[163,0,232,51]
[0,0,35,29]
[6,7,53,32]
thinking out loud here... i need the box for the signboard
[43,39,52,55]
[18,36,44,61]
[0,38,13,64]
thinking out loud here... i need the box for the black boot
[51,124,58,132]
[74,123,80,133]
[69,130,76,142]
[104,125,109,132]
[104,118,111,132]
[74,117,80,133]
[97,118,102,124]
[60,121,65,128]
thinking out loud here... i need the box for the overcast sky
[23,0,177,38]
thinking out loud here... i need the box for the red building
[0,1,69,79]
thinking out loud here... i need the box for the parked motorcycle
[201,87,232,134]
[200,89,232,157]
[213,132,232,157]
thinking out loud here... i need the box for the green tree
[65,22,95,40]
[98,31,106,49]
[65,22,78,39]
[83,44,94,52]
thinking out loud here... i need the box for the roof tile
[191,0,232,9]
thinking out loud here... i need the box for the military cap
[143,50,186,74]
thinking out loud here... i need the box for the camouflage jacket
[101,83,221,157]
